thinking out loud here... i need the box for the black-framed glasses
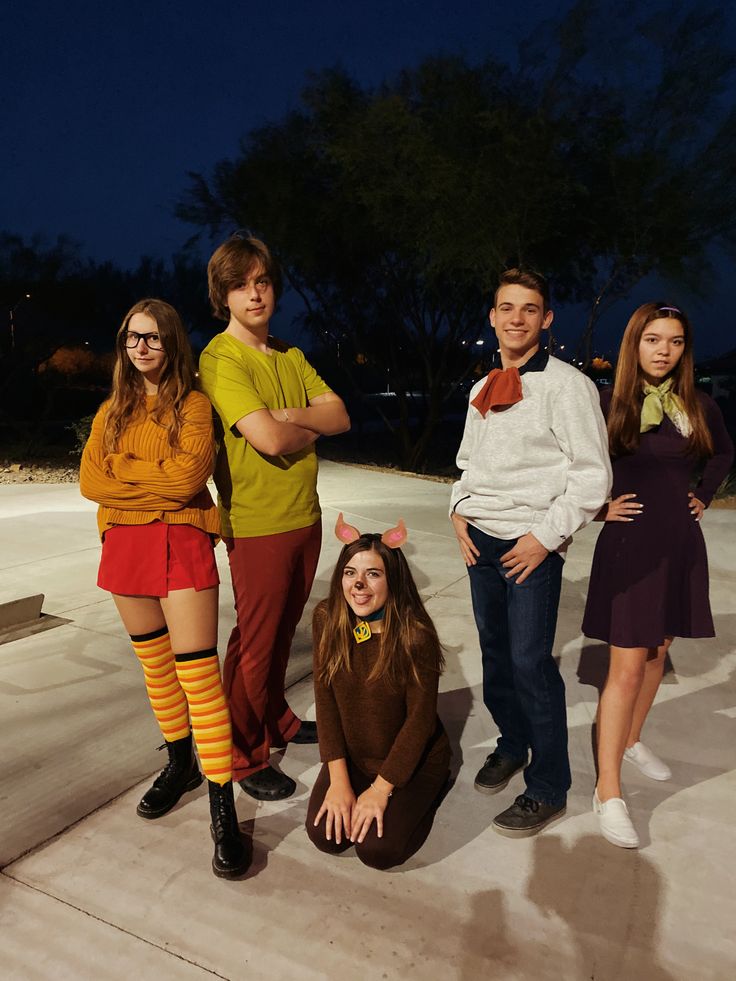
[124,331,163,350]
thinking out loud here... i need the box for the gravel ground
[1,458,733,506]
[0,461,80,484]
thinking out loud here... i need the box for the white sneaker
[623,742,672,781]
[593,791,639,848]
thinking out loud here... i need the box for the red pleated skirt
[98,522,219,597]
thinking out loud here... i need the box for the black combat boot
[136,734,203,819]
[208,780,251,879]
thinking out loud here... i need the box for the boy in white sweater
[451,268,611,836]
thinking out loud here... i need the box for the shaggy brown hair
[207,234,283,320]
[102,299,196,455]
[607,302,713,459]
[315,537,444,690]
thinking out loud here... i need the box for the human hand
[350,785,390,843]
[688,492,705,522]
[451,512,481,567]
[268,408,291,423]
[314,781,356,844]
[603,493,643,522]
[501,532,549,584]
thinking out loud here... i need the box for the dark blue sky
[5,0,555,265]
[3,0,735,356]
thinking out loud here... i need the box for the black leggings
[305,758,449,870]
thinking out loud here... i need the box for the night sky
[4,0,735,356]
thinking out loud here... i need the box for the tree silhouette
[178,3,736,470]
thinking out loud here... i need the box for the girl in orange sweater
[80,298,249,879]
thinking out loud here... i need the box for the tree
[179,60,584,469]
[179,1,736,469]
[524,0,736,362]
[0,234,211,447]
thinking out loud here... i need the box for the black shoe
[474,751,527,795]
[136,734,203,819]
[239,765,296,801]
[492,794,566,838]
[271,720,319,749]
[208,781,251,879]
[289,720,318,744]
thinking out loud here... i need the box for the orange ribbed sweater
[80,390,220,540]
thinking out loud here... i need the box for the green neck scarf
[640,377,691,436]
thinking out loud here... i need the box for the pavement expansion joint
[1,871,229,979]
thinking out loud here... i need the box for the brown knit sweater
[80,391,220,540]
[312,602,451,788]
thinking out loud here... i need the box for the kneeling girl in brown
[306,514,451,870]
[80,298,249,878]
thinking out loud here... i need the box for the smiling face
[341,548,389,625]
[225,263,275,336]
[125,311,167,389]
[490,284,554,366]
[638,317,686,384]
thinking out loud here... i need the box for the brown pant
[306,758,449,870]
[223,521,321,779]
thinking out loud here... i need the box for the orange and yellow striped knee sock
[174,649,233,786]
[130,627,190,742]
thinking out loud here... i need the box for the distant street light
[475,339,484,346]
[9,293,31,349]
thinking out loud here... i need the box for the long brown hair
[607,302,713,459]
[315,536,444,689]
[102,299,196,454]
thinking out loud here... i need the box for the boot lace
[152,743,185,789]
[211,787,238,837]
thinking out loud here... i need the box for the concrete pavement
[1,461,735,980]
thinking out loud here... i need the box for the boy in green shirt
[199,234,350,800]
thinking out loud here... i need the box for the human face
[125,312,166,390]
[226,264,275,335]
[341,549,389,625]
[490,284,554,366]
[638,318,686,385]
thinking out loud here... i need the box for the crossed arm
[234,392,350,457]
[80,404,213,510]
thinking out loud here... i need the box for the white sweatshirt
[450,356,612,551]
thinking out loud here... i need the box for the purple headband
[657,305,682,314]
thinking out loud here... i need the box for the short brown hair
[207,234,283,320]
[494,267,550,313]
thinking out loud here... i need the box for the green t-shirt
[198,332,332,537]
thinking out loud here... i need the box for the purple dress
[582,389,733,648]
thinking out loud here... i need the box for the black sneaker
[492,794,566,838]
[474,751,527,795]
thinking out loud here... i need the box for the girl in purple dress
[582,302,733,848]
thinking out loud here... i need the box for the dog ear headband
[335,512,408,549]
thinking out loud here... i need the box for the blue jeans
[467,525,570,806]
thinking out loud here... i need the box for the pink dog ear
[381,518,408,549]
[335,512,361,544]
